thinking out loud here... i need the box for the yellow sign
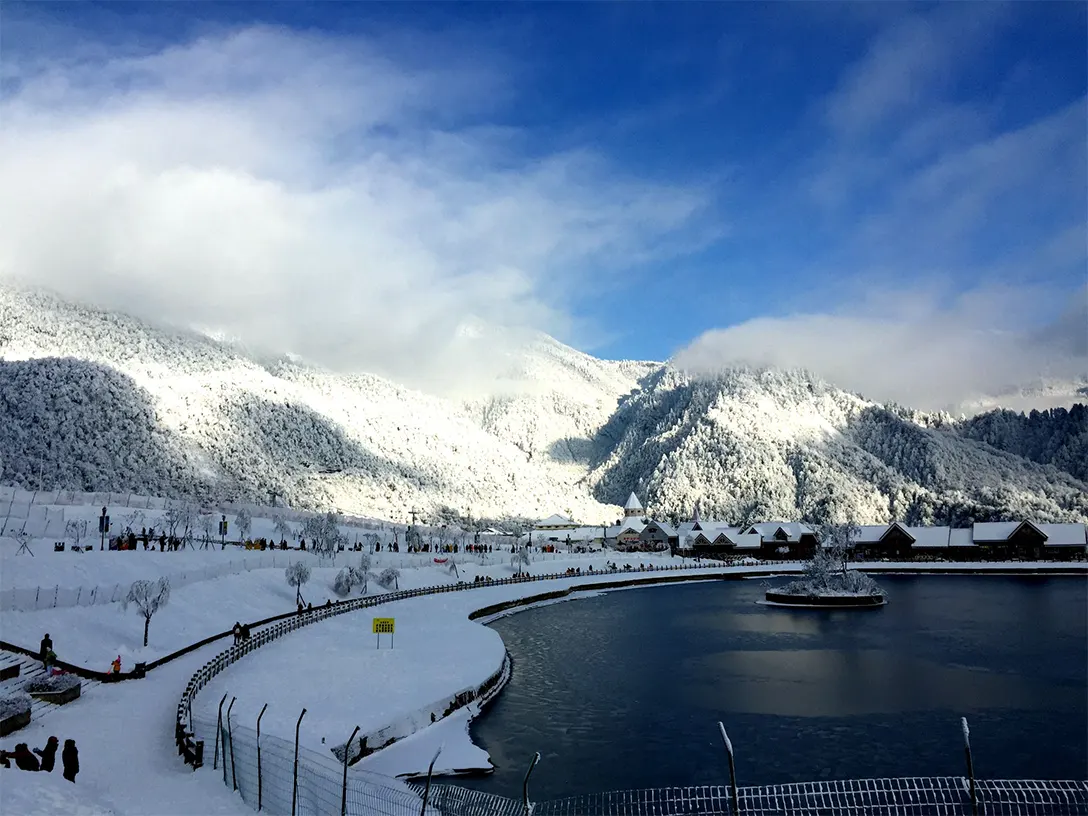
[372,618,395,634]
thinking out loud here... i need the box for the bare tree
[273,515,295,544]
[179,503,198,549]
[123,577,170,647]
[285,561,311,605]
[511,546,530,574]
[122,509,146,536]
[65,519,88,549]
[161,502,184,539]
[199,513,216,548]
[817,520,861,574]
[301,511,344,558]
[235,509,253,545]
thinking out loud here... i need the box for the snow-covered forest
[1,283,1085,526]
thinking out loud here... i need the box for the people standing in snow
[111,655,122,674]
[232,622,243,645]
[61,739,78,782]
[33,737,59,772]
[39,633,53,666]
[12,743,40,771]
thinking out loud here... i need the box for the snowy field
[2,533,1083,814]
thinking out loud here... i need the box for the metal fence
[0,553,296,611]
[206,715,1088,816]
[524,779,1088,816]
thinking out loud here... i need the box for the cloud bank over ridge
[0,23,712,393]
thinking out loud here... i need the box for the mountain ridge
[1,284,1085,525]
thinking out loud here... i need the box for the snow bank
[0,768,119,816]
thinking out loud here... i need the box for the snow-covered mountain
[1,284,1085,525]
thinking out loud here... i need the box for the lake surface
[457,575,1087,800]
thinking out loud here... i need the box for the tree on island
[123,577,170,647]
[778,520,883,599]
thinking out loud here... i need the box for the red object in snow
[433,557,448,564]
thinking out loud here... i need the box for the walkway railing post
[522,752,541,816]
[341,725,360,816]
[256,703,268,811]
[226,697,238,791]
[213,692,228,770]
[718,722,740,815]
[419,745,443,816]
[962,717,978,816]
[292,708,307,816]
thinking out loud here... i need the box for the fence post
[419,745,443,816]
[718,722,740,815]
[962,717,978,816]
[522,752,541,816]
[292,708,307,816]
[226,697,238,791]
[341,725,361,816]
[256,703,268,811]
[214,693,228,770]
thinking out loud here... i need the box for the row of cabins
[532,495,1088,561]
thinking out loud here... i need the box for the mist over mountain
[1,284,1085,525]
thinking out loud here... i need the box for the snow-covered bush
[0,691,31,720]
[24,673,81,694]
[285,561,311,605]
[123,576,171,647]
[376,566,400,590]
[779,549,884,598]
[511,546,530,571]
[333,565,371,596]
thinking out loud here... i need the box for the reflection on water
[458,576,1087,800]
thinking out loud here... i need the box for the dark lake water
[457,575,1088,800]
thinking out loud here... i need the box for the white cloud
[0,24,712,393]
[673,283,1087,413]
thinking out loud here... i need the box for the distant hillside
[1,283,1085,525]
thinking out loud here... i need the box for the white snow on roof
[905,526,951,548]
[733,532,763,550]
[643,520,677,537]
[609,518,647,536]
[855,524,890,544]
[971,521,1030,542]
[624,492,643,511]
[1036,523,1087,547]
[535,513,575,528]
[948,528,977,547]
[747,521,814,542]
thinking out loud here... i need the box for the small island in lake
[765,523,887,608]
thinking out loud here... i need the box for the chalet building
[744,522,819,559]
[639,520,678,551]
[854,523,951,560]
[673,507,761,557]
[534,514,579,532]
[608,493,649,549]
[852,521,1086,561]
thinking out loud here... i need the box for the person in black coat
[13,743,40,771]
[39,633,53,664]
[33,736,58,772]
[61,739,78,782]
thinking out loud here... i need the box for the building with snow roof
[533,513,579,532]
[743,521,819,558]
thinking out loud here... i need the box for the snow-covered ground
[2,539,1083,815]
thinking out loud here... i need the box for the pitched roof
[904,526,951,548]
[948,528,976,547]
[642,520,677,537]
[609,518,647,536]
[972,521,1043,543]
[535,513,575,528]
[624,493,644,512]
[855,524,890,544]
[746,521,815,542]
[1036,523,1087,547]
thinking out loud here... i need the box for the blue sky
[1,2,1085,406]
